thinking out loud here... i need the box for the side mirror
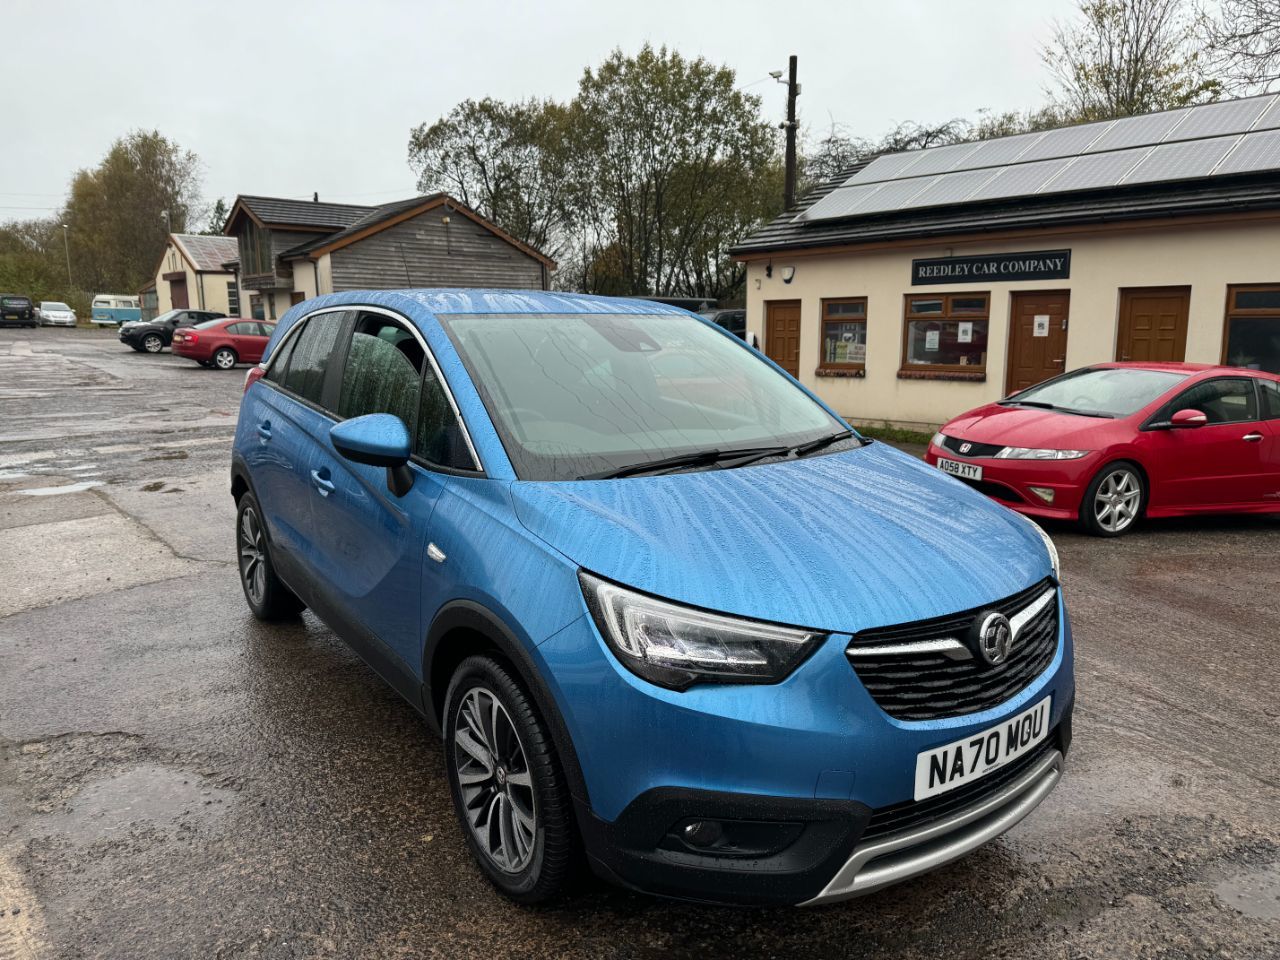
[330,413,414,496]
[1170,408,1208,429]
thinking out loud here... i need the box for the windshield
[3,297,30,306]
[439,312,846,481]
[1005,367,1188,417]
[42,302,71,311]
[150,310,182,324]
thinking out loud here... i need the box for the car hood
[944,403,1116,448]
[510,442,1050,635]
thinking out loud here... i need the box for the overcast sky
[1,0,1077,224]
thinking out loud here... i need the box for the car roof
[386,288,692,316]
[1092,360,1280,382]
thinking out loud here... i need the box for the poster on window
[925,329,940,352]
[1033,314,1050,337]
[957,322,973,343]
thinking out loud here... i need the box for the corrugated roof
[171,234,240,272]
[235,195,376,229]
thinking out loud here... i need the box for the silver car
[38,302,77,327]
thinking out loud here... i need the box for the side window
[258,323,276,338]
[264,328,299,384]
[1259,380,1280,420]
[1165,378,1258,424]
[228,322,254,335]
[416,367,474,469]
[337,313,425,428]
[281,312,344,405]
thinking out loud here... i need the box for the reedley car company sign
[911,249,1071,286]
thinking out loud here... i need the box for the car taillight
[182,332,198,343]
[244,366,265,394]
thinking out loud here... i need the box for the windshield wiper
[720,430,858,471]
[1003,399,1114,419]
[1003,400,1059,409]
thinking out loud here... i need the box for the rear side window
[337,313,424,428]
[227,322,254,335]
[1259,379,1280,420]
[280,313,344,404]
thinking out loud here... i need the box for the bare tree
[1044,0,1221,120]
[1202,0,1280,92]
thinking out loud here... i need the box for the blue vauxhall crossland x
[230,290,1075,906]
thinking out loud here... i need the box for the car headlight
[930,432,947,448]
[994,447,1090,460]
[579,572,826,690]
[1019,515,1060,579]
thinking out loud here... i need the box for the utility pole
[774,55,800,210]
[61,224,72,286]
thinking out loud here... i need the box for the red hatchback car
[925,363,1280,536]
[172,319,275,370]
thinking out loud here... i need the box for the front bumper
[537,592,1076,904]
[924,442,1097,520]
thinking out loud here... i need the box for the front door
[170,277,189,309]
[765,300,801,378]
[1007,291,1069,393]
[1117,287,1189,362]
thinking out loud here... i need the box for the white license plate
[914,696,1051,801]
[936,457,982,481]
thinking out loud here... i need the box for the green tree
[62,130,202,293]
[203,198,230,235]
[1043,0,1221,121]
[408,98,572,259]
[0,218,81,310]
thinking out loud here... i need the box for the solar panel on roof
[1253,96,1280,133]
[1172,97,1274,139]
[851,176,942,216]
[798,183,882,221]
[895,141,984,177]
[1213,129,1280,176]
[1042,147,1151,193]
[1123,137,1239,183]
[843,152,925,186]
[1085,109,1191,153]
[949,131,1046,171]
[902,168,1001,209]
[1015,120,1114,163]
[967,158,1072,201]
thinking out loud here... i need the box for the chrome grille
[846,579,1058,721]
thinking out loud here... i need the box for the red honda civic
[925,363,1280,536]
[172,318,275,370]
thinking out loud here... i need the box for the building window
[227,281,240,317]
[250,294,264,321]
[819,298,867,376]
[901,293,989,377]
[1223,285,1280,374]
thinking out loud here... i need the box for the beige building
[733,94,1280,430]
[222,193,555,321]
[150,234,242,316]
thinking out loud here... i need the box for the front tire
[444,656,577,904]
[235,492,304,619]
[142,333,163,353]
[1080,461,1145,537]
[213,347,238,370]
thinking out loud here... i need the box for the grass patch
[851,422,935,446]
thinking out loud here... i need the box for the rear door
[303,309,470,674]
[1142,377,1269,508]
[1256,378,1280,503]
[240,322,273,363]
[242,309,348,588]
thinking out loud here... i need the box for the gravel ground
[1,327,1277,959]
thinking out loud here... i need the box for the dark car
[700,307,747,339]
[119,309,224,353]
[1,294,37,328]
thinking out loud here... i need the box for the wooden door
[169,277,189,309]
[1006,291,1070,393]
[765,300,802,378]
[1117,287,1190,362]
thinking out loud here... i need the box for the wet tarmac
[1,327,1278,959]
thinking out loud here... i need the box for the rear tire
[213,347,238,370]
[1080,461,1145,537]
[235,492,304,619]
[443,656,577,904]
[142,333,163,353]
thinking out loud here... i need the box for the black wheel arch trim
[424,599,592,810]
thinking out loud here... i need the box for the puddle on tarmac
[1215,862,1280,921]
[35,764,233,843]
[16,481,104,496]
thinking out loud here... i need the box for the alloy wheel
[453,687,538,874]
[143,334,163,353]
[215,349,236,370]
[238,505,266,606]
[1093,469,1141,534]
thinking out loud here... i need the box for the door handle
[310,469,335,496]
[257,420,272,441]
[1242,432,1263,442]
